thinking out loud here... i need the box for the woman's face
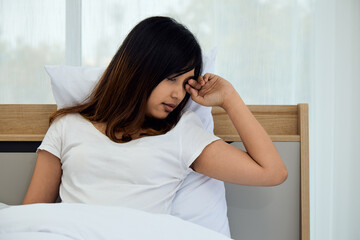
[146,69,195,119]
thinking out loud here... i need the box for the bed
[0,104,309,240]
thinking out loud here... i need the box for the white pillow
[45,66,104,109]
[44,48,230,237]
[0,203,231,240]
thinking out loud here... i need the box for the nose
[171,82,186,100]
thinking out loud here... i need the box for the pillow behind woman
[44,49,230,237]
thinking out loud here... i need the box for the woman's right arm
[191,93,288,186]
[22,150,62,204]
[186,74,288,186]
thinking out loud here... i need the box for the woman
[23,16,287,214]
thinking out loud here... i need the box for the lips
[164,103,176,108]
[163,103,176,112]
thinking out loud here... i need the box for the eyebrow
[169,75,195,81]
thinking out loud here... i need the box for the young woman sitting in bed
[23,16,287,231]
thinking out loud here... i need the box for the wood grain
[0,104,56,136]
[0,104,301,142]
[212,105,299,141]
[299,104,310,240]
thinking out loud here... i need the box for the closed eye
[166,75,195,89]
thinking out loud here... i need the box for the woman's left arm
[186,74,288,186]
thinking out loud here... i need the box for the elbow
[278,167,288,185]
[266,166,288,186]
[274,167,288,186]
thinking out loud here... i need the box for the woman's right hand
[185,73,238,108]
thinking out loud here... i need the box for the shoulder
[50,113,81,127]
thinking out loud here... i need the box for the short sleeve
[36,116,64,159]
[179,111,221,172]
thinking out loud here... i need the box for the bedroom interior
[2,0,359,239]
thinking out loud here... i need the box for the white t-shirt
[175,100,230,237]
[37,111,220,214]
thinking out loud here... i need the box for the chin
[157,113,169,119]
[146,111,169,120]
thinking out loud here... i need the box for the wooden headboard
[0,103,309,240]
[0,104,305,142]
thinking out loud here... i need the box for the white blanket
[0,203,232,240]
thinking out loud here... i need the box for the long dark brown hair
[49,16,203,143]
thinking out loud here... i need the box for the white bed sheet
[0,203,232,240]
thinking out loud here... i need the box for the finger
[198,75,205,86]
[186,84,205,104]
[203,73,211,83]
[188,79,202,90]
[203,76,208,83]
[186,84,199,97]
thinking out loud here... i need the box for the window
[0,0,312,104]
[0,0,65,103]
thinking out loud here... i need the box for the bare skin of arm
[188,74,288,186]
[22,150,62,204]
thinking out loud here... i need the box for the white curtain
[81,0,312,105]
[310,0,360,239]
[0,0,65,103]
